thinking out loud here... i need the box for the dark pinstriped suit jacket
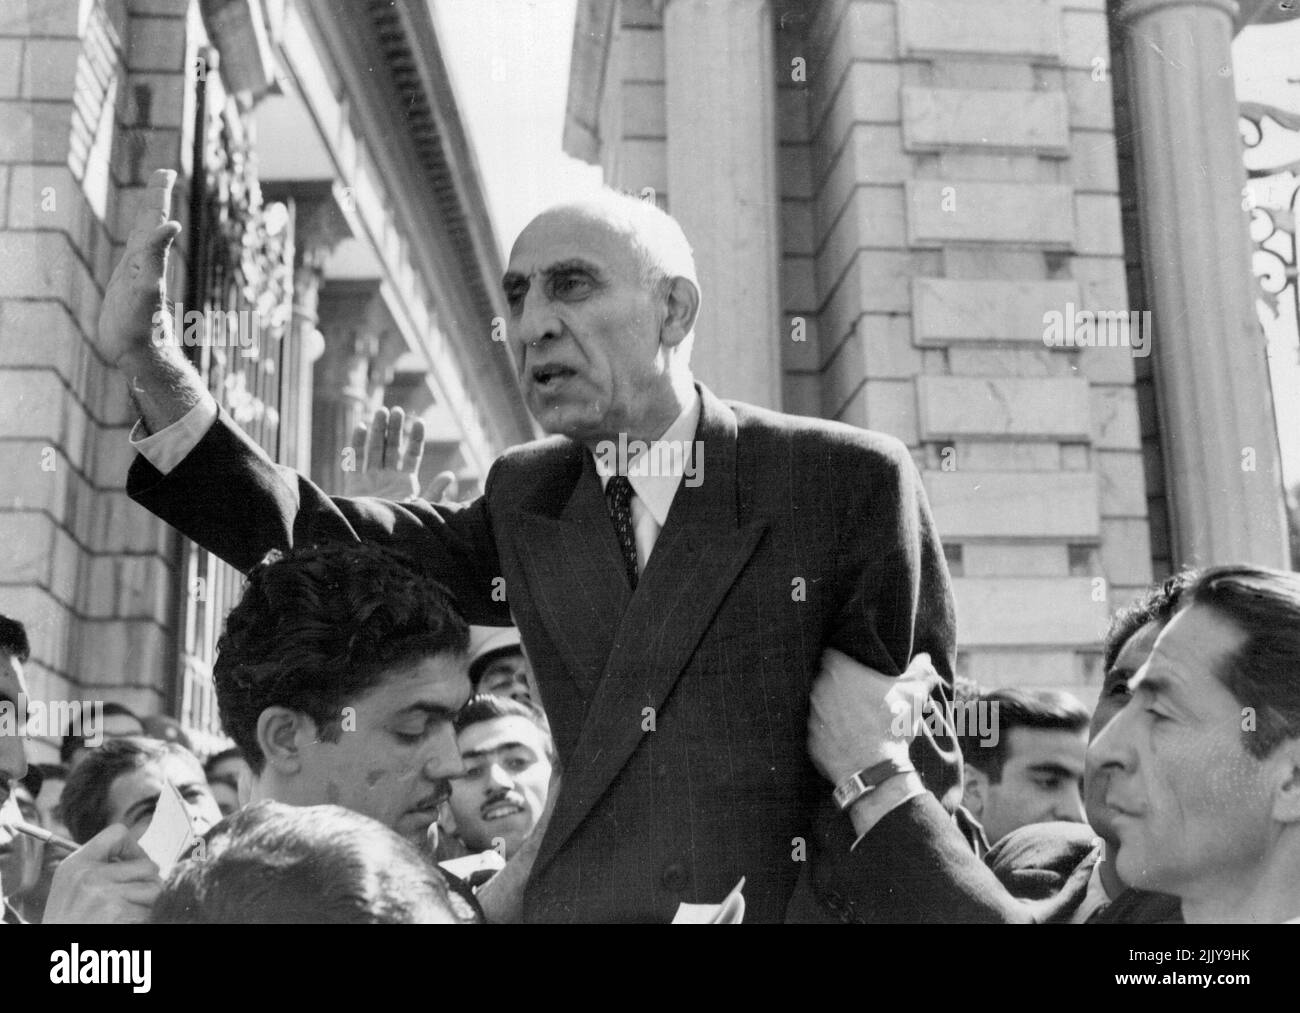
[129,382,964,923]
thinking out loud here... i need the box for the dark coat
[130,383,967,922]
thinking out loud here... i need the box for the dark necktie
[604,475,639,590]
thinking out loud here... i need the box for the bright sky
[432,0,604,262]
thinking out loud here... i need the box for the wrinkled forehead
[507,206,641,277]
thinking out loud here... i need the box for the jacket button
[660,863,689,892]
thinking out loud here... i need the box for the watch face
[833,775,865,810]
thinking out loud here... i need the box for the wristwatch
[832,758,916,810]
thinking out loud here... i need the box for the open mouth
[481,800,525,821]
[531,364,576,388]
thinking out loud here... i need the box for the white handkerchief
[137,779,198,877]
[671,876,746,924]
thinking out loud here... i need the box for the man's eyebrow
[1026,762,1081,779]
[1128,668,1180,700]
[503,259,603,288]
[462,740,532,761]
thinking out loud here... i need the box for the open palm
[97,169,182,367]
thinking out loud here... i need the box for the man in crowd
[447,695,554,860]
[1,771,43,924]
[0,616,32,923]
[468,627,538,711]
[983,570,1191,922]
[1092,564,1300,923]
[208,542,471,853]
[60,703,145,772]
[203,747,249,818]
[958,687,1089,845]
[60,738,221,846]
[102,168,968,924]
[153,801,466,924]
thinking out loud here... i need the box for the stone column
[1117,0,1290,568]
[663,0,782,410]
[281,197,342,471]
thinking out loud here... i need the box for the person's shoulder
[984,821,1098,900]
[726,399,913,469]
[486,434,584,499]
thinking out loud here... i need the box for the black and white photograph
[1,0,1299,982]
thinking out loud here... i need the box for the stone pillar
[1117,0,1289,567]
[663,0,782,409]
[280,196,343,471]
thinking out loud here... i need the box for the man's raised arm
[99,170,507,623]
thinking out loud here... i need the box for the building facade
[564,0,1296,700]
[1,0,532,759]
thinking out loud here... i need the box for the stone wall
[0,0,196,758]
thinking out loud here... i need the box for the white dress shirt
[591,391,701,573]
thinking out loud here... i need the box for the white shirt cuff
[130,397,219,476]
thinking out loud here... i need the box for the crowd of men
[2,167,1299,923]
[5,560,1300,924]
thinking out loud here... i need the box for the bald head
[503,189,701,445]
[518,189,698,300]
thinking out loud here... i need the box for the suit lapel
[506,445,632,705]
[533,385,769,878]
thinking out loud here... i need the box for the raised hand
[97,169,183,369]
[343,405,458,502]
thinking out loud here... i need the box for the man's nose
[514,286,559,351]
[1053,783,1087,824]
[487,762,513,791]
[1090,696,1138,773]
[423,725,465,780]
[0,733,28,787]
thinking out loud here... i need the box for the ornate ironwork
[176,48,297,755]
[1240,101,1300,337]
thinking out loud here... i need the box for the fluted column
[1118,0,1289,567]
[663,0,782,409]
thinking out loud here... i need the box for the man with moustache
[446,695,554,860]
[1092,565,1300,923]
[102,170,995,923]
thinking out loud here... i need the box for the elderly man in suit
[97,170,1049,923]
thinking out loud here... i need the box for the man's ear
[963,764,988,820]
[658,276,699,350]
[1270,738,1300,825]
[256,707,313,775]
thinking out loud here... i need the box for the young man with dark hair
[213,542,473,853]
[60,737,221,846]
[447,694,554,860]
[1094,564,1300,922]
[60,703,146,771]
[152,801,466,924]
[958,687,1090,845]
